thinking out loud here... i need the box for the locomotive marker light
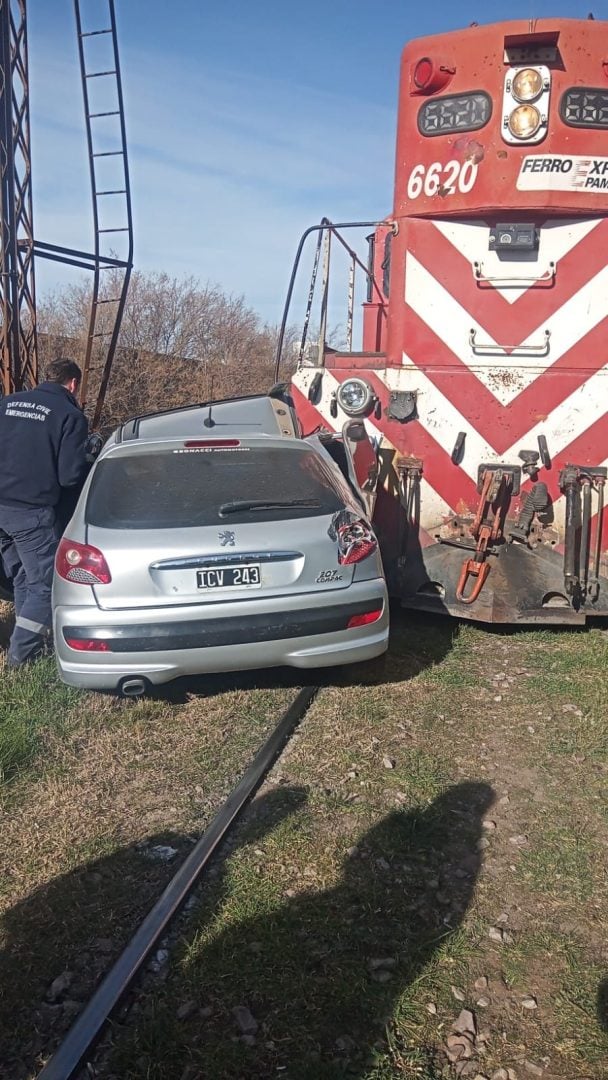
[413,58,434,90]
[412,56,455,95]
[502,65,550,143]
[337,378,375,417]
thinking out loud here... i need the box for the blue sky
[28,0,605,324]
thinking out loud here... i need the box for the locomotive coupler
[456,467,514,605]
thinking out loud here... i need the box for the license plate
[196,564,261,590]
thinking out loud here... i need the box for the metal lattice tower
[0,0,133,424]
[0,0,37,396]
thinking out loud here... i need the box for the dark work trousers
[0,504,58,665]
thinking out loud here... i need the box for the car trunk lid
[89,516,354,610]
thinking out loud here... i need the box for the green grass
[0,658,80,786]
[517,822,598,903]
[101,619,608,1079]
[501,929,608,1069]
[0,680,304,1077]
[3,615,608,1078]
[554,952,608,1068]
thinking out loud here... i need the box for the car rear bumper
[53,581,389,689]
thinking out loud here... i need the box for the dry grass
[0,661,303,1078]
[105,618,608,1080]
[1,616,607,1079]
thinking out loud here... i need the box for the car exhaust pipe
[118,676,149,698]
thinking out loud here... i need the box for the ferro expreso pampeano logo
[517,154,608,192]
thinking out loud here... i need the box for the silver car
[53,394,388,693]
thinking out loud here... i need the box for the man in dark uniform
[0,358,89,667]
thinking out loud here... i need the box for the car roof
[113,392,300,446]
[98,436,317,463]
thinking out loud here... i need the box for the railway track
[37,685,318,1080]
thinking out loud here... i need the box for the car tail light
[347,608,383,629]
[336,518,378,565]
[64,636,111,652]
[56,538,112,585]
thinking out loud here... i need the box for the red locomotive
[284,17,608,624]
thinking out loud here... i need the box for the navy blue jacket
[0,382,89,509]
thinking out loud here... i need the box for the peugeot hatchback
[53,394,388,693]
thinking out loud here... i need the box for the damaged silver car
[52,393,388,693]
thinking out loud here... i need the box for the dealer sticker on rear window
[517,154,608,192]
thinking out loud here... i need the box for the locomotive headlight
[508,104,542,140]
[337,378,374,417]
[502,64,550,145]
[512,67,543,103]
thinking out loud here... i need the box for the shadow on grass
[153,606,460,705]
[115,779,495,1078]
[0,604,457,710]
[0,786,309,1080]
[0,781,494,1079]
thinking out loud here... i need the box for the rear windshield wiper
[219,498,322,516]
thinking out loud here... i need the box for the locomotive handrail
[473,261,556,287]
[273,218,385,383]
[469,328,551,356]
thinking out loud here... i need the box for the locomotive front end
[289,17,608,623]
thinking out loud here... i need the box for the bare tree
[38,271,296,431]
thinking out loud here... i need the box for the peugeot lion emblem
[219,530,236,547]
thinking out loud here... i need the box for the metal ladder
[74,0,133,426]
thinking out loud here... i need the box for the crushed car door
[342,420,380,519]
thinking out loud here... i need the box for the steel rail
[37,684,318,1080]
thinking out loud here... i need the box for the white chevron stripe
[432,218,602,304]
[294,367,608,539]
[392,358,608,533]
[392,353,608,469]
[504,370,608,460]
[294,367,453,527]
[385,361,495,483]
[405,253,608,406]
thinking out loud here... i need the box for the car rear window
[86,445,345,529]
